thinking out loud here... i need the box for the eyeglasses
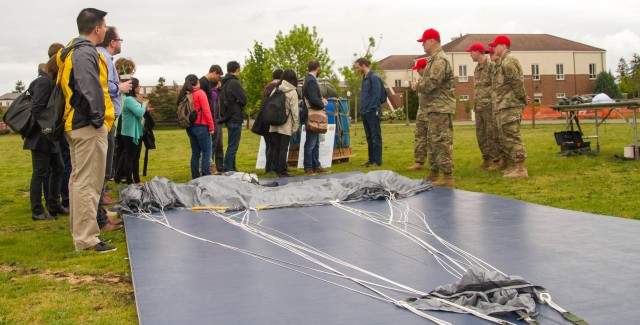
[113,38,124,43]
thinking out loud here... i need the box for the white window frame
[556,64,565,80]
[531,64,540,81]
[459,95,469,101]
[458,65,468,82]
[556,93,566,99]
[589,63,597,80]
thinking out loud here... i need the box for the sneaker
[86,242,117,253]
[32,213,57,221]
[277,172,292,178]
[100,223,123,232]
[98,236,112,243]
[360,161,374,167]
[304,169,316,176]
[102,194,117,205]
[49,206,69,217]
[313,167,331,174]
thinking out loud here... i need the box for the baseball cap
[486,47,495,54]
[488,35,511,47]
[465,42,486,53]
[417,28,440,42]
[412,58,428,70]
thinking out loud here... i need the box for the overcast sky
[1,0,639,93]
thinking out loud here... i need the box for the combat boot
[423,170,439,182]
[486,160,501,171]
[478,160,492,169]
[498,158,508,171]
[432,172,455,187]
[407,162,424,171]
[504,162,529,179]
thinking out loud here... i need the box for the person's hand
[120,80,132,93]
[322,98,328,106]
[411,81,418,91]
[209,130,214,135]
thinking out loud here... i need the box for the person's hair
[44,43,64,80]
[227,61,240,73]
[279,69,298,87]
[115,57,136,75]
[97,26,118,47]
[126,78,139,97]
[47,43,64,58]
[177,74,199,105]
[355,57,370,68]
[307,60,320,72]
[76,8,107,35]
[272,69,284,80]
[209,64,223,74]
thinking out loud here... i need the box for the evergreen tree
[616,58,629,83]
[593,71,621,99]
[14,80,25,93]
[147,77,178,122]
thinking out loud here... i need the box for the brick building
[379,34,606,118]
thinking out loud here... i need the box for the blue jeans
[303,130,321,170]
[223,123,242,172]
[362,111,382,164]
[186,125,212,179]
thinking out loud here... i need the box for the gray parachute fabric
[407,266,548,317]
[120,170,431,212]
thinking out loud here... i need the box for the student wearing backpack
[23,43,67,221]
[267,69,300,177]
[355,57,384,167]
[178,74,214,179]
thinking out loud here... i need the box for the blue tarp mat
[125,177,640,324]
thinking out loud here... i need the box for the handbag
[2,91,37,137]
[304,98,328,134]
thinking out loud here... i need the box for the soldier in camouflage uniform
[466,42,500,170]
[407,58,429,171]
[414,28,456,187]
[489,35,528,178]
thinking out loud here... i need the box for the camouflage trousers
[427,113,454,173]
[413,119,429,164]
[475,109,500,161]
[496,107,527,163]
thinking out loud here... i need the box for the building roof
[441,34,605,53]
[0,92,21,100]
[378,55,422,70]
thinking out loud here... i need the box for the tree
[594,71,622,99]
[616,58,629,83]
[147,77,178,122]
[268,25,334,81]
[241,41,271,119]
[14,80,25,93]
[338,36,387,117]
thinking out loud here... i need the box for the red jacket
[193,88,214,131]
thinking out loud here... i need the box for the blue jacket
[302,73,324,110]
[360,70,382,115]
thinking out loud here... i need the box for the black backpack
[176,92,196,129]
[261,86,289,126]
[214,82,230,124]
[3,89,36,137]
[376,74,387,104]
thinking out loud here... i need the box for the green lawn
[0,121,638,323]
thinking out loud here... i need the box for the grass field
[0,121,638,324]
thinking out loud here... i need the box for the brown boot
[424,170,439,182]
[478,160,492,169]
[504,162,529,179]
[486,160,501,171]
[407,162,424,171]
[432,172,455,187]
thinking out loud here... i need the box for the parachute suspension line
[204,209,454,325]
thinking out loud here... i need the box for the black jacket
[23,70,59,153]
[220,73,247,124]
[302,73,324,110]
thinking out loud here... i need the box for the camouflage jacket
[416,68,429,120]
[415,48,455,114]
[492,51,526,110]
[473,59,494,111]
